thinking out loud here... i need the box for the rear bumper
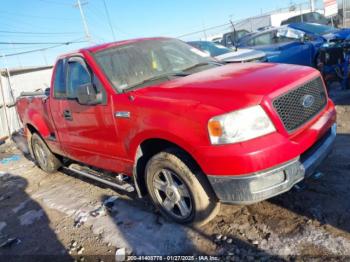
[207,124,336,204]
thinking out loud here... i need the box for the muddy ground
[0,90,350,261]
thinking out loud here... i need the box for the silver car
[187,40,266,63]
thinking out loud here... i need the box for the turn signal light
[208,120,223,137]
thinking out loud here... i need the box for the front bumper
[207,124,337,204]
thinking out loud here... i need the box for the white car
[187,41,266,63]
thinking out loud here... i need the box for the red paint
[16,38,336,177]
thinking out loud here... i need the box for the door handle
[63,109,73,121]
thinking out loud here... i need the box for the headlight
[208,105,275,145]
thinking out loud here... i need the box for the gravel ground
[0,91,350,261]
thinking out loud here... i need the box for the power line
[2,39,87,57]
[0,16,70,32]
[0,10,77,21]
[176,22,231,38]
[37,0,72,6]
[102,0,116,41]
[0,30,80,35]
[86,3,129,39]
[0,34,82,39]
[0,40,86,45]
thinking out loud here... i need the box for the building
[0,66,53,139]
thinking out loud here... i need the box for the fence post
[0,73,11,137]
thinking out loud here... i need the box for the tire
[31,133,61,173]
[145,148,220,226]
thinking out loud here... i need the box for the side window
[247,38,255,46]
[67,61,91,99]
[312,13,320,20]
[254,33,273,46]
[53,60,66,98]
[225,34,233,47]
[237,30,248,40]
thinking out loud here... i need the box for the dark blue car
[237,23,350,67]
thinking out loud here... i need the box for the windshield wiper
[124,72,189,91]
[182,61,223,72]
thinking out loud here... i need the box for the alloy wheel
[153,168,193,220]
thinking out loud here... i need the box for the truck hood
[322,28,350,41]
[215,48,266,62]
[289,23,350,41]
[133,63,318,113]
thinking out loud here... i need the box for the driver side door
[61,56,125,173]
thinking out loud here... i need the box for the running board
[65,164,135,193]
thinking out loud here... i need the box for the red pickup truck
[16,38,336,225]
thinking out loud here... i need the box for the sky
[0,0,318,68]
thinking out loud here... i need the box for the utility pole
[74,0,92,43]
[310,0,315,11]
[102,0,116,41]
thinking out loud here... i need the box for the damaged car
[237,25,323,67]
[238,23,350,88]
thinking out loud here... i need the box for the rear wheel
[31,133,61,173]
[145,149,220,226]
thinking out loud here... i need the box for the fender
[129,129,198,162]
[27,109,51,138]
[129,129,202,198]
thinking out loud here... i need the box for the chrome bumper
[208,124,337,204]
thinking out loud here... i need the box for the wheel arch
[25,123,40,158]
[26,109,51,138]
[132,137,210,198]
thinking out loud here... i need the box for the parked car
[257,26,275,32]
[187,41,266,63]
[238,23,350,87]
[288,23,350,42]
[237,23,350,66]
[281,12,331,26]
[211,37,222,45]
[16,37,336,225]
[221,30,251,48]
[237,25,320,66]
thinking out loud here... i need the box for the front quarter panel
[113,93,220,163]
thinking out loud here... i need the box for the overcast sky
[1,0,319,68]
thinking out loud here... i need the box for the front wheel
[31,133,61,173]
[145,149,220,226]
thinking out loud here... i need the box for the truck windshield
[93,39,216,92]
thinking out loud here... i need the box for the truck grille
[273,77,327,133]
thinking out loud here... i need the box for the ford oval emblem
[302,95,315,108]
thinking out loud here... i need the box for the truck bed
[16,91,54,139]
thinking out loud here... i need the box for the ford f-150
[16,38,336,225]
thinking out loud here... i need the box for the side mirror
[76,83,101,105]
[299,34,311,44]
[303,34,311,42]
[44,87,50,96]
